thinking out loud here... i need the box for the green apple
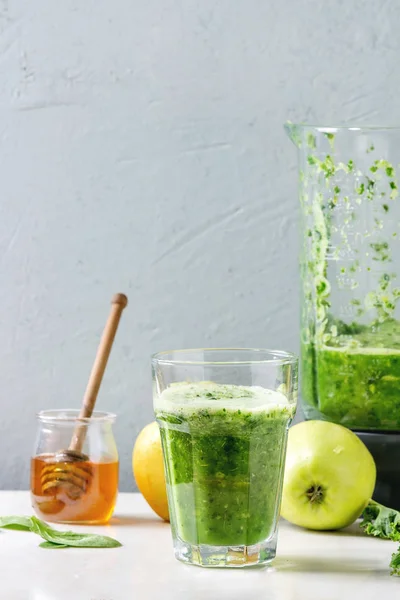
[281,420,376,530]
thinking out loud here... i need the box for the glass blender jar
[286,124,400,508]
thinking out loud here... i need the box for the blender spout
[284,122,339,148]
[284,121,304,148]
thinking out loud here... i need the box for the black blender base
[355,430,400,511]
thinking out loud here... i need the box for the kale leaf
[360,500,400,575]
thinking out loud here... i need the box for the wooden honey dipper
[41,293,128,500]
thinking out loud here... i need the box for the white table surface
[0,491,398,599]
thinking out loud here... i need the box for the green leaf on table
[39,541,69,549]
[0,515,121,548]
[30,516,122,548]
[360,500,400,542]
[361,500,400,577]
[390,545,400,576]
[0,516,33,531]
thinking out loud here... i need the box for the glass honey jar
[31,410,118,524]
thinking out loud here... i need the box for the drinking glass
[152,348,298,568]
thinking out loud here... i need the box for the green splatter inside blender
[300,132,400,430]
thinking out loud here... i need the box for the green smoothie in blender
[288,124,400,431]
[302,320,400,430]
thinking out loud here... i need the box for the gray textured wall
[1,0,400,491]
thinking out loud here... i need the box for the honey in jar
[31,410,119,524]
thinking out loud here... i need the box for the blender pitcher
[286,124,400,508]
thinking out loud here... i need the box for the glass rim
[285,122,400,133]
[36,409,116,423]
[152,347,297,366]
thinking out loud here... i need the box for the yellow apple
[132,422,169,521]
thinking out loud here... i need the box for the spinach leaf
[0,515,121,549]
[39,541,69,549]
[30,516,121,548]
[0,516,33,531]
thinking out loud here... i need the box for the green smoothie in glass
[155,380,295,555]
